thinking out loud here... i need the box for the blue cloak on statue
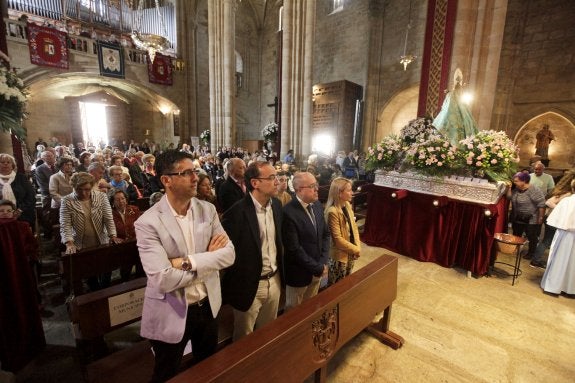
[433,85,479,146]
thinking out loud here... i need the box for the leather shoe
[529,261,546,270]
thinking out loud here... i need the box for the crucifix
[266,96,280,154]
[266,96,279,123]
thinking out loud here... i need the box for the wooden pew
[62,240,235,382]
[60,240,141,296]
[170,253,404,383]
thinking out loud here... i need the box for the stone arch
[22,72,179,149]
[376,85,419,141]
[514,111,575,170]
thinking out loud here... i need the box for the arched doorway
[22,73,179,151]
[514,112,575,171]
[376,85,419,140]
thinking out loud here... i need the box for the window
[278,6,283,32]
[332,0,344,14]
[79,102,108,146]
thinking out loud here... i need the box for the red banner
[148,53,173,85]
[27,23,69,69]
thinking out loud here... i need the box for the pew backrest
[169,254,399,383]
[60,240,140,296]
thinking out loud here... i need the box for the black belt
[260,269,277,280]
[189,296,208,307]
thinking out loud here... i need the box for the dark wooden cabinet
[312,80,363,154]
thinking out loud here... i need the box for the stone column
[208,0,236,151]
[280,0,315,162]
[176,0,197,142]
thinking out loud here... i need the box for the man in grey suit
[135,150,235,383]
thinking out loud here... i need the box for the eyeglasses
[164,169,200,177]
[255,174,278,181]
[0,209,14,214]
[299,183,318,190]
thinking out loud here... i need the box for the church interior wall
[235,1,264,143]
[313,0,370,89]
[361,0,426,150]
[183,0,210,141]
[3,0,574,165]
[258,1,281,142]
[491,0,575,170]
[4,23,186,152]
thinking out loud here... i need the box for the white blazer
[135,195,235,343]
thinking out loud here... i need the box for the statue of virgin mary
[433,69,479,146]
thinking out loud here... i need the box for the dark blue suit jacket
[221,194,283,311]
[281,198,330,287]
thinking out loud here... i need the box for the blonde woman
[324,177,360,285]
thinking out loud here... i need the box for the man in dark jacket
[221,161,282,341]
[281,171,329,311]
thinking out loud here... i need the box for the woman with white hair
[0,153,36,229]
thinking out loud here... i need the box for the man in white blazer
[135,150,235,383]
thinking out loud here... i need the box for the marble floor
[11,239,575,383]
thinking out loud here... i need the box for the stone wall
[491,0,575,168]
[258,2,282,142]
[313,0,370,90]
[235,1,265,143]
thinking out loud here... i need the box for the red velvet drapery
[0,220,45,372]
[361,184,508,276]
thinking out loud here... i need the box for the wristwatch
[181,258,192,271]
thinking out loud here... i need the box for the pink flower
[476,161,483,167]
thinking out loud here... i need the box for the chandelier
[131,0,170,63]
[399,0,417,71]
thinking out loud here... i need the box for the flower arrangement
[200,129,210,144]
[365,135,403,171]
[367,117,519,182]
[400,117,436,145]
[262,122,278,142]
[458,130,519,181]
[0,66,28,138]
[405,133,458,176]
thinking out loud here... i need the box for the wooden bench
[82,303,234,383]
[60,240,141,296]
[170,253,403,383]
[62,240,235,383]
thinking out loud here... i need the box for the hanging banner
[27,23,69,69]
[148,53,173,85]
[97,41,125,79]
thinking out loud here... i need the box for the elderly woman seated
[108,188,142,280]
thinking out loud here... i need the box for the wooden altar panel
[312,80,363,153]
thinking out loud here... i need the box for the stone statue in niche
[535,124,555,160]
